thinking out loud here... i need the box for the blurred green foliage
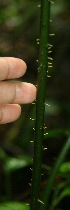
[0,0,70,209]
[0,202,30,210]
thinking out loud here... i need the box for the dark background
[0,0,70,209]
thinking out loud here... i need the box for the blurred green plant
[0,202,30,210]
[40,136,70,210]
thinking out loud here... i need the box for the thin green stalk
[40,136,70,210]
[30,1,50,210]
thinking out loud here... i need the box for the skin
[0,57,36,124]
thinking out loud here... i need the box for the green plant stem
[30,1,50,210]
[40,136,70,210]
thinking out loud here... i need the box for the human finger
[0,104,21,124]
[0,82,36,104]
[0,57,27,81]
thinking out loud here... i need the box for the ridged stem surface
[30,1,50,210]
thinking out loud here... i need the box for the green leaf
[57,181,67,191]
[4,155,32,172]
[59,162,70,173]
[0,147,7,160]
[40,136,70,210]
[53,188,70,207]
[0,202,30,210]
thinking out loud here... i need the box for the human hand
[0,57,36,124]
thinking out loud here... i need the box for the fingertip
[0,104,21,124]
[14,104,21,119]
[17,58,27,76]
[15,82,37,104]
[10,104,21,122]
[4,57,27,79]
[28,83,37,103]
